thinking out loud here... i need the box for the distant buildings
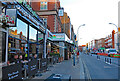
[87,30,119,52]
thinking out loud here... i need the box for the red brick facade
[31,0,62,33]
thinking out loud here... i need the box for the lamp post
[109,23,119,52]
[72,24,85,66]
[77,24,85,50]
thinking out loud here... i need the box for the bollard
[99,56,100,59]
[110,58,111,64]
[105,58,106,62]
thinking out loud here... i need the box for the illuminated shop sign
[53,35,64,39]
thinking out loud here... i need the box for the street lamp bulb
[82,24,85,26]
[109,23,112,24]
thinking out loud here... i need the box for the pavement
[29,56,85,81]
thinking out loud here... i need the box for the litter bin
[44,74,71,81]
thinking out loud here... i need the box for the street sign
[59,8,64,16]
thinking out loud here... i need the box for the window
[8,18,28,61]
[29,26,37,42]
[40,2,47,10]
[38,31,44,58]
[9,18,28,40]
[29,26,37,55]
[43,18,47,27]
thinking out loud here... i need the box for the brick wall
[31,2,40,11]
[31,1,62,33]
[47,15,55,32]
[48,2,55,10]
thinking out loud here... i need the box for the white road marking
[81,57,92,81]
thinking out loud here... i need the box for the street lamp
[77,24,85,46]
[109,23,119,52]
[73,24,85,66]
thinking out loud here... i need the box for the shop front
[51,33,74,60]
[3,2,46,62]
[1,1,46,80]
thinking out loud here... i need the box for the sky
[60,0,120,45]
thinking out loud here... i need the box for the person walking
[77,51,79,63]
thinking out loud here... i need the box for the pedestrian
[24,52,28,60]
[34,54,37,59]
[29,54,34,61]
[77,51,79,63]
[19,55,23,63]
[7,54,20,65]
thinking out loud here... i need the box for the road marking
[104,66,111,68]
[81,57,92,81]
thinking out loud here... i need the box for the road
[80,53,119,80]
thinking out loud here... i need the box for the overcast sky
[60,0,119,45]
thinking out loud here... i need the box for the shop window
[9,18,28,40]
[29,26,37,42]
[29,26,37,56]
[38,31,44,58]
[40,2,47,10]
[8,18,28,61]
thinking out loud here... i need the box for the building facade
[31,0,62,33]
[60,12,71,39]
[98,38,105,49]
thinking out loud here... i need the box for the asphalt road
[80,53,119,80]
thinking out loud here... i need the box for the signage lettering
[8,71,19,80]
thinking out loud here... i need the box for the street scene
[0,0,120,81]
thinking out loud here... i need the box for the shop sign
[5,8,17,27]
[53,35,64,39]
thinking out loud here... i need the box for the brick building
[60,12,71,39]
[31,0,62,33]
[105,30,120,51]
[98,38,105,49]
